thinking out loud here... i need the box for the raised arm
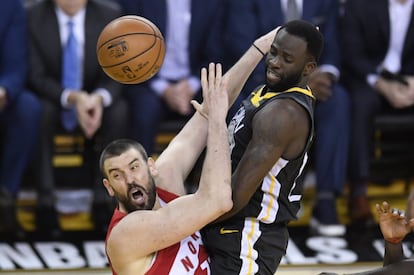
[107,64,232,270]
[191,27,278,117]
[156,27,279,195]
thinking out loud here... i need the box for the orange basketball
[96,15,165,84]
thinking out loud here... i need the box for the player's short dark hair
[99,139,148,177]
[279,20,324,62]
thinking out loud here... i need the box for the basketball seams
[99,34,159,68]
[97,33,157,52]
[97,15,165,84]
[119,37,165,83]
[125,17,165,41]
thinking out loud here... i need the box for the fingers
[376,201,407,219]
[209,63,216,90]
[215,63,222,88]
[190,100,201,111]
[376,201,390,214]
[202,63,223,92]
[201,63,222,90]
[198,63,224,117]
[201,67,208,97]
[392,208,406,218]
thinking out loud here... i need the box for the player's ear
[103,178,115,197]
[147,157,158,176]
[303,61,317,76]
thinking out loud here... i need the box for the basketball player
[201,20,324,275]
[102,28,278,275]
[320,191,414,275]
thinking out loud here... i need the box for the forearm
[199,116,232,212]
[223,45,264,106]
[155,111,208,195]
[383,241,405,266]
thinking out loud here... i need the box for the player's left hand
[376,201,413,244]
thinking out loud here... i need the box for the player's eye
[110,172,121,180]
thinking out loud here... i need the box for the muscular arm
[107,65,232,272]
[156,28,279,195]
[215,98,310,222]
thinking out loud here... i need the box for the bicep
[231,138,282,211]
[223,103,296,218]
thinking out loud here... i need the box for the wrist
[385,237,403,244]
[196,109,208,120]
[252,43,266,57]
[67,91,79,105]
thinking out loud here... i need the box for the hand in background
[376,201,414,244]
[72,91,103,139]
[375,77,414,108]
[162,79,194,115]
[308,69,334,101]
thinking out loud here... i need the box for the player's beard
[115,173,157,213]
[265,66,303,92]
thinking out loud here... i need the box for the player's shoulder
[254,95,309,134]
[263,93,305,116]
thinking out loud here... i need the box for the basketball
[96,15,165,84]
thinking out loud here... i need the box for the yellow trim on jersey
[250,86,314,107]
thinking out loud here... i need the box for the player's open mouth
[129,186,146,204]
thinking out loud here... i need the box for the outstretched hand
[191,63,228,120]
[376,201,414,244]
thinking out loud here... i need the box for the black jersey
[227,84,315,224]
[201,85,315,275]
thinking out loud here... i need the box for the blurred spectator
[342,0,414,232]
[224,0,350,236]
[116,0,225,156]
[26,0,128,234]
[0,0,41,236]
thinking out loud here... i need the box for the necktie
[61,20,80,131]
[285,0,300,22]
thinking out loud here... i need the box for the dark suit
[342,0,414,192]
[117,0,225,155]
[224,0,350,224]
[26,0,127,231]
[0,0,41,232]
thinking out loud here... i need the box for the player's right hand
[200,63,228,122]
